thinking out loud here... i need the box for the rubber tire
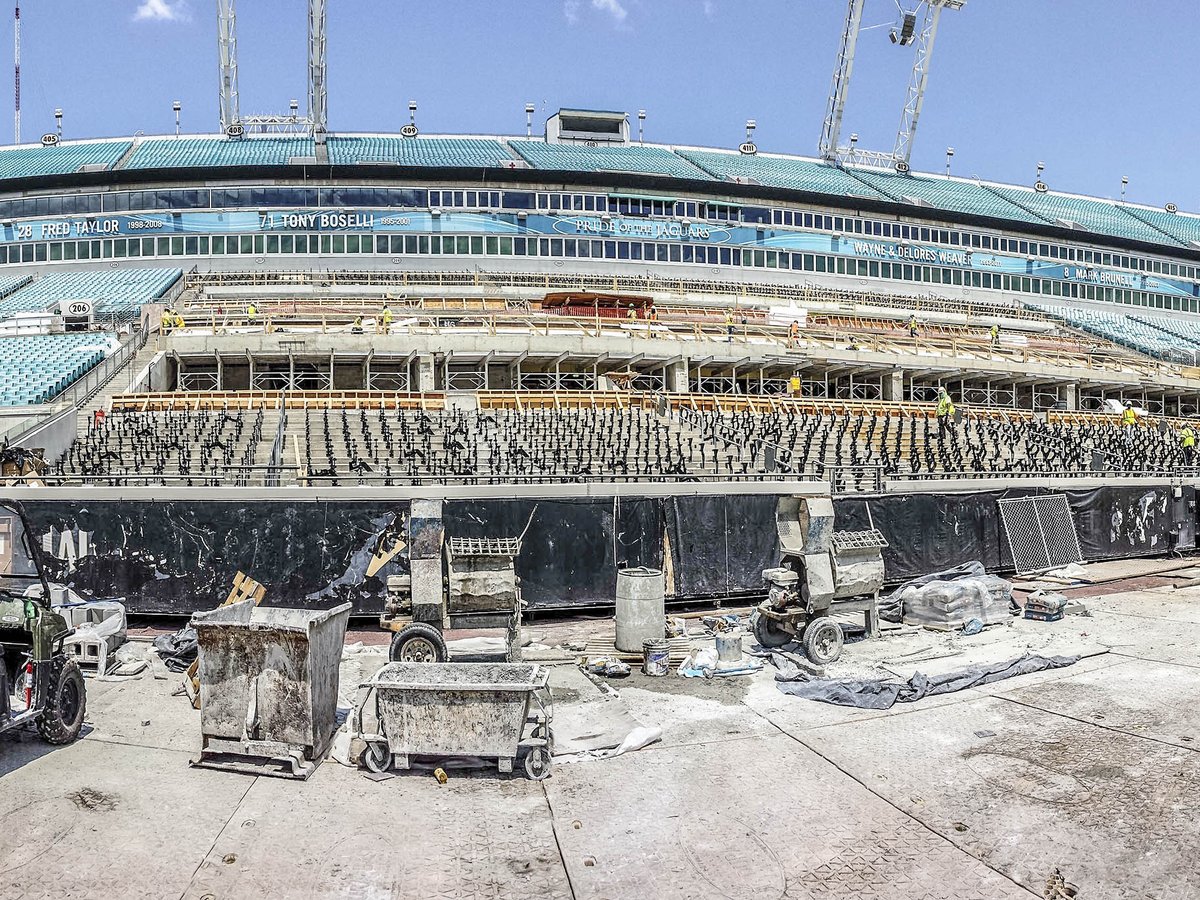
[751,611,792,649]
[802,617,844,666]
[389,623,448,663]
[37,657,86,745]
[523,747,552,781]
[362,741,391,774]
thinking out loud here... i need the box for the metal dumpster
[190,600,351,780]
[357,662,553,780]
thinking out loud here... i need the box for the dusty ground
[2,572,1198,899]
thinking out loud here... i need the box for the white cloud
[591,0,628,23]
[133,0,190,22]
[564,0,582,24]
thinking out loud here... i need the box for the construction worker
[172,310,185,330]
[351,316,364,334]
[989,323,1000,347]
[788,319,800,348]
[724,310,734,343]
[1121,400,1139,444]
[246,302,258,324]
[626,304,637,320]
[160,308,173,333]
[1181,422,1197,467]
[936,387,956,437]
[647,306,659,323]
[788,372,802,398]
[908,313,919,338]
[382,304,394,333]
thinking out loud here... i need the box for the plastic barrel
[614,567,665,653]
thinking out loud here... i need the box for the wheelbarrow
[356,662,553,780]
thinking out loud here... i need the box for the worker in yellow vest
[788,373,802,398]
[989,323,1000,347]
[936,387,956,437]
[1181,423,1196,467]
[246,303,258,324]
[382,304,394,333]
[1120,401,1138,444]
[160,308,173,333]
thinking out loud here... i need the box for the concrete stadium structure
[3,116,1200,614]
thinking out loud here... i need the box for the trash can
[190,599,351,780]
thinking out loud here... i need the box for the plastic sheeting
[774,653,1080,709]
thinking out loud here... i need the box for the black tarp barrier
[835,483,1183,582]
[16,484,1189,615]
[22,500,411,615]
[443,497,661,609]
[665,494,778,598]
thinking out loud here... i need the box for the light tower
[13,3,19,145]
[217,0,239,131]
[819,0,966,171]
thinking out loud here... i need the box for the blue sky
[8,1,1200,208]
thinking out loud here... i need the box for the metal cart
[357,662,553,780]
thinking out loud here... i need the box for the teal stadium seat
[125,137,314,169]
[0,139,130,179]
[987,185,1179,247]
[0,332,113,406]
[1028,302,1198,359]
[327,136,518,167]
[0,269,182,321]
[677,149,887,199]
[512,141,713,180]
[846,168,1045,225]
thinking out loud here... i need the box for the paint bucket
[715,631,743,669]
[643,639,670,677]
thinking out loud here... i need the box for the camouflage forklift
[0,500,86,745]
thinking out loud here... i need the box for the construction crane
[216,0,326,136]
[819,0,966,171]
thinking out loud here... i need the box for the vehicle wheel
[389,623,448,663]
[37,657,86,745]
[523,747,552,781]
[802,617,844,665]
[751,611,792,649]
[363,740,391,774]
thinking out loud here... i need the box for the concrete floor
[2,583,1198,899]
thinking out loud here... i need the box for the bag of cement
[880,561,988,622]
[903,575,1012,629]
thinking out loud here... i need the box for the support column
[666,358,689,393]
[1063,383,1078,411]
[882,368,904,402]
[416,354,436,392]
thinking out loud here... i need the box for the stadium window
[681,245,692,263]
[513,238,527,256]
[375,236,387,254]
[345,235,359,253]
[112,240,128,259]
[498,237,513,256]
[743,207,770,225]
[665,244,678,263]
[236,235,253,254]
[550,238,563,257]
[127,240,141,258]
[721,247,733,266]
[49,242,62,262]
[101,241,113,259]
[295,235,309,253]
[390,236,404,254]
[632,243,645,261]
[63,242,77,261]
[266,235,281,254]
[33,243,46,262]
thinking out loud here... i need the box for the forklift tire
[389,623,448,664]
[802,617,844,666]
[751,611,793,649]
[37,657,86,745]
